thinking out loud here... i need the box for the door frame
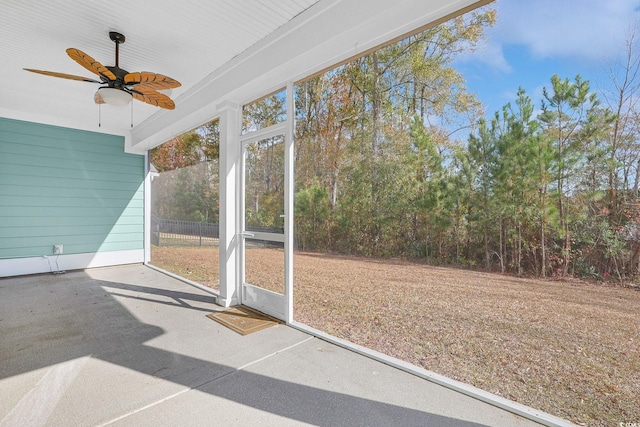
[238,83,294,322]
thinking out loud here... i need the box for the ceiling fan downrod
[109,32,125,68]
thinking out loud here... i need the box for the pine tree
[539,75,602,276]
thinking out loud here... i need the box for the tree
[467,116,497,270]
[408,115,450,260]
[493,89,540,276]
[149,119,220,221]
[293,4,496,256]
[295,183,330,250]
[539,75,604,276]
[602,24,640,276]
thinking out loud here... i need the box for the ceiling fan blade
[131,85,175,110]
[66,48,116,81]
[24,68,101,83]
[124,72,181,89]
[94,91,105,104]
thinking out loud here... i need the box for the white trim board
[0,250,144,278]
[129,0,488,153]
[288,321,578,427]
[145,263,220,298]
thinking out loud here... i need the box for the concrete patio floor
[0,264,552,426]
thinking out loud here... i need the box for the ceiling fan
[24,32,180,110]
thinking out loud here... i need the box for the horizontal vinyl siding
[0,117,144,260]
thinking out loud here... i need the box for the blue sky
[454,0,640,121]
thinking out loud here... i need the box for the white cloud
[458,39,513,73]
[485,0,640,66]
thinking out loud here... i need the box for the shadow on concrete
[0,269,491,426]
[98,280,217,313]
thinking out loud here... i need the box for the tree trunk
[540,186,548,278]
[517,222,523,276]
[499,218,505,273]
[370,51,382,250]
[629,242,640,275]
[484,227,490,271]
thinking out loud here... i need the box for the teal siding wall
[0,117,144,259]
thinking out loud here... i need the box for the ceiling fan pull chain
[98,103,101,127]
[131,101,133,128]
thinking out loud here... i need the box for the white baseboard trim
[144,263,220,298]
[288,321,577,427]
[0,250,145,278]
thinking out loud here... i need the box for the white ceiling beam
[128,0,488,154]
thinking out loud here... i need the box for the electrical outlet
[53,244,63,255]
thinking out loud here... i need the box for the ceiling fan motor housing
[105,66,129,89]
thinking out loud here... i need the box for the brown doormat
[206,306,281,335]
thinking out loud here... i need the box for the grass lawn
[151,245,640,427]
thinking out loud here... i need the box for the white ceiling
[0,0,319,134]
[0,0,487,152]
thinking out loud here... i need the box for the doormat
[206,306,281,335]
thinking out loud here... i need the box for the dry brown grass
[151,245,640,426]
[151,245,219,290]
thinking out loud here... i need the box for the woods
[151,5,640,281]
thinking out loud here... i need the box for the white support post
[284,82,295,324]
[217,101,241,307]
[143,152,151,263]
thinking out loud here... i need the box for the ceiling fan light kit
[97,87,132,106]
[24,31,180,114]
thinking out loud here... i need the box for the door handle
[240,232,255,237]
